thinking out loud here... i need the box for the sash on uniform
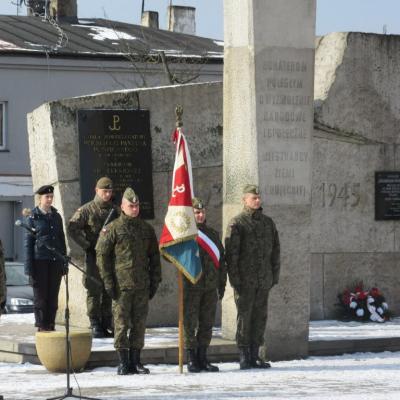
[196,230,220,269]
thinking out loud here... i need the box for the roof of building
[0,15,223,61]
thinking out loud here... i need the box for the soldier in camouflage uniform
[0,239,6,316]
[183,198,227,373]
[67,177,119,338]
[225,184,280,370]
[96,187,161,375]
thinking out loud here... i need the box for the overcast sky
[1,0,399,39]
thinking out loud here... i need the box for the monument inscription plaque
[256,48,314,205]
[77,109,154,219]
[375,171,400,220]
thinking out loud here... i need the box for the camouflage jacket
[225,207,280,289]
[67,195,119,251]
[95,212,161,292]
[0,239,6,309]
[183,223,227,294]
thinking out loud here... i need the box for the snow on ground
[1,351,400,400]
[309,318,400,340]
[2,315,400,399]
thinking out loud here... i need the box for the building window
[0,102,6,150]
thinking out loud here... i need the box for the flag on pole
[159,128,202,284]
[196,230,220,269]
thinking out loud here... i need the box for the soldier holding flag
[183,198,227,373]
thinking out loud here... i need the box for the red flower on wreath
[370,287,381,298]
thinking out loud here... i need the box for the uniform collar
[94,195,112,209]
[121,211,140,225]
[243,206,262,218]
[196,221,207,229]
[34,206,55,215]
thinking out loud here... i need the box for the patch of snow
[213,40,224,46]
[72,25,138,41]
[78,19,96,25]
[309,318,400,341]
[0,313,35,325]
[0,39,22,50]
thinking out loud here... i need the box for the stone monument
[27,83,223,328]
[222,0,316,359]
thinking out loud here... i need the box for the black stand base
[47,387,99,400]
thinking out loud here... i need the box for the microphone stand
[36,241,101,400]
[16,222,103,399]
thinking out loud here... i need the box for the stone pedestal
[222,0,316,360]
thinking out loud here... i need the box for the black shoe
[239,347,251,370]
[250,345,271,369]
[102,316,114,338]
[103,327,114,338]
[197,347,219,372]
[90,319,106,338]
[186,349,201,373]
[130,348,150,374]
[117,349,130,375]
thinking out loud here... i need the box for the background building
[0,2,223,261]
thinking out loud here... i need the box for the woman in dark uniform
[24,185,67,331]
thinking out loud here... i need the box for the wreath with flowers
[336,282,391,322]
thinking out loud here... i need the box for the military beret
[35,185,54,195]
[96,177,113,190]
[123,187,139,203]
[243,184,259,195]
[192,197,205,210]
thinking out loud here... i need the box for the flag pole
[178,270,184,373]
[176,105,184,374]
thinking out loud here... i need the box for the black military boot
[90,318,106,338]
[239,347,251,370]
[250,345,271,369]
[117,349,130,375]
[102,316,114,338]
[130,348,150,374]
[197,347,219,372]
[186,349,201,373]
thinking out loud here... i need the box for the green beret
[123,187,139,203]
[36,185,54,195]
[192,197,205,210]
[96,177,113,190]
[243,184,259,195]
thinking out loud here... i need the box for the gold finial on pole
[175,105,183,127]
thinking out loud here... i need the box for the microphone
[15,220,37,235]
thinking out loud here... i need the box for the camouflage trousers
[234,287,270,347]
[113,288,149,350]
[183,287,218,349]
[84,251,112,322]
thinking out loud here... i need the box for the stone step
[309,337,400,357]
[2,335,400,367]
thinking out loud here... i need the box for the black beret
[36,185,54,195]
